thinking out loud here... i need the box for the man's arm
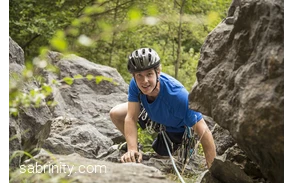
[193,118,216,168]
[121,101,142,163]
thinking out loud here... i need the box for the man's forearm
[200,129,216,168]
[124,117,138,151]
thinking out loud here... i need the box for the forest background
[9,0,231,91]
[9,0,231,152]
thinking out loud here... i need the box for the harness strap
[137,96,197,178]
[153,125,198,176]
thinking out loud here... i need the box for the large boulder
[189,0,284,183]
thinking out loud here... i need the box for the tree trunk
[175,0,185,79]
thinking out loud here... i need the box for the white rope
[161,131,186,183]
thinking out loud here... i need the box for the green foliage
[9,0,93,60]
[197,143,204,156]
[137,126,156,152]
[167,172,199,183]
[9,0,230,181]
[9,0,231,90]
[9,61,117,116]
[50,30,68,52]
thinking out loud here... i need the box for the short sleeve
[172,88,203,127]
[184,109,203,127]
[128,78,140,102]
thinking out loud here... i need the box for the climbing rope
[161,130,186,183]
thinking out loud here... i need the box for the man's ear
[156,68,161,76]
[156,69,161,82]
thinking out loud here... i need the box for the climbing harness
[177,126,197,174]
[138,103,161,134]
[137,94,199,183]
[138,104,198,162]
[138,108,198,183]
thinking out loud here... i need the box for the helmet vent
[148,53,152,65]
[131,58,136,67]
[140,58,144,67]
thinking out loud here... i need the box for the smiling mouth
[141,85,150,89]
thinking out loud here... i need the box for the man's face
[134,68,159,95]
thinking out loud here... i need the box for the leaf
[74,74,83,79]
[127,8,142,20]
[102,76,113,82]
[86,74,94,81]
[42,84,52,95]
[95,76,103,84]
[50,30,67,52]
[62,77,74,85]
[50,38,67,52]
[9,108,19,117]
[30,90,36,97]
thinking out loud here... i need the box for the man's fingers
[121,151,133,163]
[136,152,143,163]
[121,153,131,163]
[126,153,132,162]
[121,154,125,163]
[125,153,131,162]
[130,151,136,162]
[120,151,143,163]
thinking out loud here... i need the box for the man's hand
[121,150,142,163]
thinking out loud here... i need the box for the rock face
[9,37,178,183]
[10,150,176,183]
[9,37,53,167]
[10,0,284,181]
[189,0,284,183]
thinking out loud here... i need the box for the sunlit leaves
[97,21,112,32]
[84,5,105,15]
[50,30,68,52]
[10,72,117,116]
[9,84,52,116]
[127,8,142,21]
[67,28,80,36]
[62,77,74,85]
[73,74,83,79]
[79,16,91,24]
[9,0,231,116]
[95,76,114,84]
[71,19,81,27]
[86,74,94,81]
[62,75,117,85]
[147,4,159,16]
[207,11,221,28]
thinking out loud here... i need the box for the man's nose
[142,76,149,83]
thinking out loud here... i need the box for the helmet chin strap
[150,70,159,93]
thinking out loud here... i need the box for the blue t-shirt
[128,72,203,133]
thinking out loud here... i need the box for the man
[110,48,216,168]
